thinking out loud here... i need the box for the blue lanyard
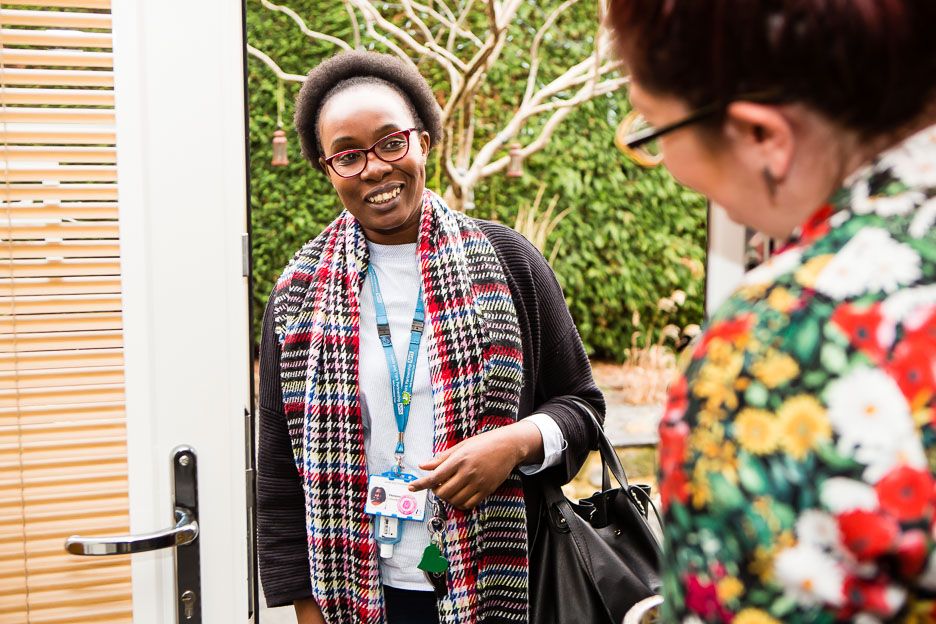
[368,265,425,473]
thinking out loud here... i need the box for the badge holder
[366,470,427,558]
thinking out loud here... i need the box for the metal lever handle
[65,507,198,556]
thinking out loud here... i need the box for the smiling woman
[256,51,605,624]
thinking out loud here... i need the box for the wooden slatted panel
[0,28,111,49]
[0,89,114,107]
[0,49,113,69]
[0,110,116,125]
[0,148,116,164]
[0,68,113,87]
[3,1,110,9]
[0,9,111,30]
[0,1,131,621]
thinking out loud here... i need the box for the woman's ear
[723,102,795,181]
[418,131,430,163]
[318,157,335,182]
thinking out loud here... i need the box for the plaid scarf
[272,190,529,624]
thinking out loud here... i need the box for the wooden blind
[0,1,132,623]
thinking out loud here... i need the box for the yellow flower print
[794,254,834,288]
[733,408,778,455]
[716,576,745,603]
[749,531,794,583]
[767,286,799,314]
[778,395,831,460]
[751,352,800,389]
[734,608,781,624]
[690,464,713,509]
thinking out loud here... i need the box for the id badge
[365,471,428,521]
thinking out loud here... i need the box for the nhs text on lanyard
[363,265,429,558]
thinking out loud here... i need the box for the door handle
[63,446,203,623]
[65,508,198,555]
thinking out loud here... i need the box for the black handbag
[529,399,663,624]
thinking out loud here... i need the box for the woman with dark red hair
[607,1,936,622]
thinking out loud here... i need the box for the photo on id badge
[365,473,428,521]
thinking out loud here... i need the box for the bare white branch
[345,2,361,48]
[350,0,467,73]
[259,0,353,51]
[247,44,306,82]
[523,0,580,106]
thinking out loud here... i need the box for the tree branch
[247,44,306,82]
[523,0,580,106]
[259,0,353,51]
[345,1,361,48]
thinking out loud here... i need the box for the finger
[418,445,456,470]
[410,451,461,492]
[461,492,486,510]
[438,479,477,510]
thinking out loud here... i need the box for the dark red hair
[608,0,936,138]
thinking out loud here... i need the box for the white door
[99,1,251,621]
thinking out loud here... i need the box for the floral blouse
[660,124,936,624]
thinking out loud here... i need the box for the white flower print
[795,509,841,552]
[882,284,936,323]
[741,247,803,286]
[855,435,928,484]
[825,367,914,452]
[814,227,922,299]
[851,178,925,217]
[909,197,936,239]
[879,125,936,189]
[820,477,879,514]
[773,543,846,607]
[918,553,936,591]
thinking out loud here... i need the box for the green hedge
[246,1,707,360]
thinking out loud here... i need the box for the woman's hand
[294,597,326,624]
[408,420,544,510]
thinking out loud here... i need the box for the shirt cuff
[518,413,567,475]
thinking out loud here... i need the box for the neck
[363,223,419,245]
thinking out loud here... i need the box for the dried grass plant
[620,290,700,405]
[513,183,571,266]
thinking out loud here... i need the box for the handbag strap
[567,397,630,491]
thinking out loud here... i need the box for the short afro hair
[294,50,444,173]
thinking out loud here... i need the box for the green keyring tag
[417,543,449,574]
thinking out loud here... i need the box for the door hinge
[241,233,249,277]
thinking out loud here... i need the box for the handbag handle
[567,397,631,491]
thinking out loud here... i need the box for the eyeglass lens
[616,112,664,168]
[331,131,410,177]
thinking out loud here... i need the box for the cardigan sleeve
[257,293,315,608]
[479,221,605,484]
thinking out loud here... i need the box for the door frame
[111,0,253,621]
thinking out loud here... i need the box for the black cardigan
[257,220,605,607]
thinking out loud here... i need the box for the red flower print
[838,510,899,560]
[875,465,935,522]
[886,340,936,412]
[903,306,936,349]
[684,575,733,622]
[693,315,754,359]
[830,302,890,364]
[896,529,928,577]
[664,375,689,424]
[660,466,689,511]
[659,421,690,474]
[843,576,903,617]
[798,204,836,244]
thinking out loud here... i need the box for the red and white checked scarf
[272,190,529,623]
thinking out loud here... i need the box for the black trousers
[384,586,439,624]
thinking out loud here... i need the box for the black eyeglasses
[617,92,786,168]
[324,128,417,178]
